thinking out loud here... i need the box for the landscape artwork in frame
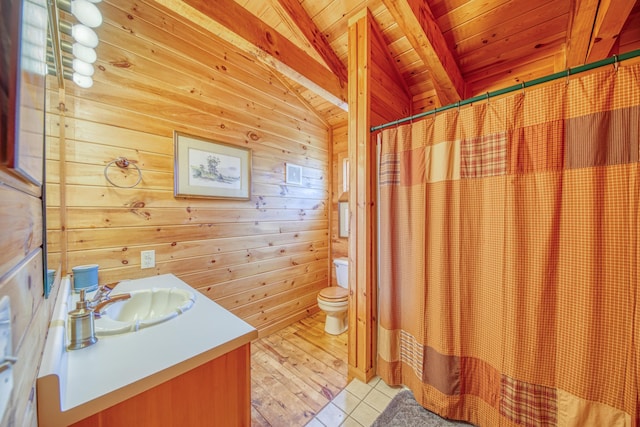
[174,132,251,199]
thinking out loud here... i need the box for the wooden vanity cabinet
[70,343,251,427]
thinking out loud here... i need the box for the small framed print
[174,131,251,199]
[285,163,302,186]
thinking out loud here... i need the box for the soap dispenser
[68,289,98,350]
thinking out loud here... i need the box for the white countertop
[37,274,257,427]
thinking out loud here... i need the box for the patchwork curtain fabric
[377,64,639,427]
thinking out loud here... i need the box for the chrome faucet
[89,283,131,317]
[90,283,114,308]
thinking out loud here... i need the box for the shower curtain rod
[371,48,640,132]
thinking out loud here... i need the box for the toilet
[317,257,349,335]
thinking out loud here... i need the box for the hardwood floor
[251,311,348,427]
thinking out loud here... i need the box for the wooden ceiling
[157,0,640,126]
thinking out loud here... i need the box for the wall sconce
[72,58,94,76]
[67,41,97,63]
[72,71,93,88]
[59,0,103,28]
[48,0,103,89]
[60,21,99,48]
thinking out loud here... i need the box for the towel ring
[104,157,142,188]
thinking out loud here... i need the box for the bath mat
[372,389,473,427]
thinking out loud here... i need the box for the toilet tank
[333,257,349,288]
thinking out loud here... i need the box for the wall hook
[115,157,130,168]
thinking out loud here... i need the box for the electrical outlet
[141,250,155,269]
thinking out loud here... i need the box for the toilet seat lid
[319,287,348,301]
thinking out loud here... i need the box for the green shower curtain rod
[371,48,640,132]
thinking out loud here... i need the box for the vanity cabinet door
[71,343,251,427]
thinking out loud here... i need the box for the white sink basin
[95,287,196,336]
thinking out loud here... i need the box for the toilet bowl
[317,257,349,335]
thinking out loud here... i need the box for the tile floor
[304,376,404,427]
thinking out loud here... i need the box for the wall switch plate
[141,250,155,269]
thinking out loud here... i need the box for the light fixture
[72,24,98,47]
[56,0,103,89]
[72,72,93,88]
[72,58,94,76]
[70,0,103,28]
[72,42,97,63]
[60,21,99,48]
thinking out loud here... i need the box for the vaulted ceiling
[117,0,640,127]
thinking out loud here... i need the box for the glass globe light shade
[72,73,93,88]
[71,24,99,48]
[72,58,94,76]
[70,0,103,28]
[86,0,102,3]
[72,42,97,63]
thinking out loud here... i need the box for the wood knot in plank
[130,210,151,220]
[111,59,132,68]
[320,386,334,400]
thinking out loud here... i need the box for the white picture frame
[285,163,302,186]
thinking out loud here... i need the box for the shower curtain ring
[521,82,526,95]
[566,68,571,85]
[613,55,619,72]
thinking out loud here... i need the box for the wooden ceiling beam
[566,0,600,66]
[155,0,348,110]
[586,0,636,62]
[382,0,465,106]
[275,0,348,83]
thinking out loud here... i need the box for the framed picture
[1,0,48,186]
[174,132,251,199]
[285,163,302,185]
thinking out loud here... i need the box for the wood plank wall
[0,81,61,427]
[46,0,332,337]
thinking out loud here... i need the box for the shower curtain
[377,63,639,426]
